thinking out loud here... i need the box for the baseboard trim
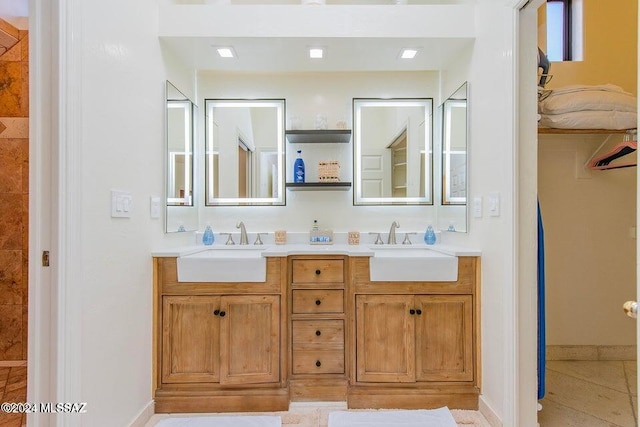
[479,396,502,427]
[0,360,27,367]
[128,400,154,427]
[547,345,636,361]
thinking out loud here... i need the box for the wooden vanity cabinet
[348,256,480,410]
[355,294,473,383]
[153,253,480,412]
[289,256,348,401]
[162,294,280,385]
[153,257,288,413]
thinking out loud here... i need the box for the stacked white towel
[538,84,637,130]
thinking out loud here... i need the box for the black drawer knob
[315,330,321,336]
[213,309,220,316]
[409,309,416,315]
[219,311,226,317]
[315,269,321,275]
[315,299,322,305]
[416,309,422,315]
[316,360,322,367]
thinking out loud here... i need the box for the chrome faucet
[387,221,400,245]
[236,221,249,245]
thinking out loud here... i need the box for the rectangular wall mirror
[205,99,285,206]
[436,81,468,233]
[353,98,433,205]
[166,81,198,233]
[442,82,468,205]
[167,83,194,206]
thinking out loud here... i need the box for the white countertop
[152,243,481,258]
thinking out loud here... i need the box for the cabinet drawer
[292,290,344,314]
[292,349,345,374]
[292,260,344,284]
[292,320,344,348]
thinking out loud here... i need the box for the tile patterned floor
[539,361,638,426]
[0,366,27,427]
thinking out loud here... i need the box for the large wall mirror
[436,82,468,233]
[205,99,285,206]
[166,81,198,233]
[353,98,433,205]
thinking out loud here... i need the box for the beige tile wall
[0,18,28,361]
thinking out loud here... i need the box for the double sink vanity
[152,237,481,413]
[157,1,482,414]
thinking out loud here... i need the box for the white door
[27,0,54,425]
[28,1,83,426]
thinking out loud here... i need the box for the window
[546,0,583,61]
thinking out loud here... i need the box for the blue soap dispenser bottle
[203,223,215,246]
[294,150,305,183]
[424,224,436,245]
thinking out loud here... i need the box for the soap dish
[310,229,333,245]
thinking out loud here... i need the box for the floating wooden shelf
[286,129,352,144]
[538,127,632,135]
[286,182,352,191]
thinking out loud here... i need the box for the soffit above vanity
[158,4,475,72]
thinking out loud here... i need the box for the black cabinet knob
[315,330,321,336]
[315,299,322,305]
[316,360,322,367]
[315,269,321,275]
[416,309,422,315]
[409,309,416,315]
[219,311,226,317]
[213,309,220,316]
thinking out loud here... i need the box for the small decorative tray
[310,229,334,245]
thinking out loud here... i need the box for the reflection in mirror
[167,99,193,206]
[205,99,285,206]
[353,99,433,205]
[166,81,198,233]
[442,83,467,205]
[437,82,468,233]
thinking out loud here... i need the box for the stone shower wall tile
[0,305,22,360]
[0,250,22,306]
[0,18,28,361]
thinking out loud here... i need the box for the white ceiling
[161,36,474,72]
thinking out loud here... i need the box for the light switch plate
[111,190,132,218]
[150,197,161,219]
[488,192,500,217]
[473,197,482,218]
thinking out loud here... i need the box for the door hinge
[42,250,50,267]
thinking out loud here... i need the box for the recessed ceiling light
[216,47,236,58]
[309,48,324,59]
[400,49,418,59]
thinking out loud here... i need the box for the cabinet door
[162,296,221,384]
[356,295,415,382]
[219,295,280,385]
[414,295,473,382]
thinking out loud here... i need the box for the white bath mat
[154,415,281,427]
[328,407,458,427]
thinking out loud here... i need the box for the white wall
[78,0,165,425]
[459,2,519,423]
[539,136,636,345]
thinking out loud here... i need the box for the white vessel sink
[177,246,268,282]
[369,246,458,282]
